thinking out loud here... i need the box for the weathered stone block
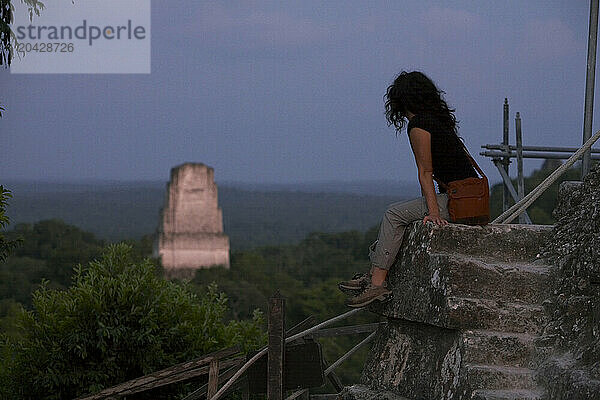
[339,385,411,400]
[368,222,551,333]
[537,167,600,398]
[416,223,553,263]
[538,356,600,400]
[354,319,547,400]
[360,319,461,399]
[461,330,538,369]
[465,365,536,390]
[432,254,550,304]
[471,389,544,400]
[552,181,583,220]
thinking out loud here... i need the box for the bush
[0,243,265,400]
[0,185,21,263]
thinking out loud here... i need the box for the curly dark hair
[384,71,458,135]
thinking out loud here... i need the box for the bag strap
[458,139,487,179]
[432,138,487,190]
[432,175,449,190]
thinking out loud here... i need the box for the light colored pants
[369,193,450,270]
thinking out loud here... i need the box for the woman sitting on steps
[340,70,478,308]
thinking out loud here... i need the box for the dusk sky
[0,0,595,185]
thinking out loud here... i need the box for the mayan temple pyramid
[154,163,230,273]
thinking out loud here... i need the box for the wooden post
[268,292,285,400]
[207,358,220,399]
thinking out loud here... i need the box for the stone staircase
[340,222,554,400]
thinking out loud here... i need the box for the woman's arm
[408,127,448,226]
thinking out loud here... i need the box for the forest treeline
[6,183,403,248]
[0,161,586,398]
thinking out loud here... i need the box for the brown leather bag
[433,142,490,225]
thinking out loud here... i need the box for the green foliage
[1,0,45,66]
[0,220,106,312]
[0,185,21,263]
[0,298,23,338]
[0,244,265,400]
[11,219,105,283]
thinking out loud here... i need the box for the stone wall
[154,163,230,273]
[537,167,600,399]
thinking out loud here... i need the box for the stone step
[466,364,537,390]
[429,253,551,304]
[461,330,537,368]
[423,223,553,263]
[339,384,411,400]
[471,389,544,400]
[371,222,552,332]
[448,297,546,334]
[374,295,547,334]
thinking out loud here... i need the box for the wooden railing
[76,292,381,400]
[76,347,245,400]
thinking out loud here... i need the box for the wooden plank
[268,293,285,400]
[77,347,242,400]
[104,357,244,399]
[207,358,220,399]
[182,364,243,400]
[285,389,308,400]
[141,357,243,392]
[305,323,383,339]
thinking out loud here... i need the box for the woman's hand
[423,213,448,226]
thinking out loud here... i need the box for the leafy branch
[0,0,45,66]
[0,186,22,262]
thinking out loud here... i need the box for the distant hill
[3,180,419,250]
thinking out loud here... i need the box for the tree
[0,243,265,399]
[0,186,21,262]
[0,220,106,311]
[1,0,44,66]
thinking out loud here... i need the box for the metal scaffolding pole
[583,0,599,177]
[502,98,510,211]
[515,113,527,224]
[480,150,600,160]
[482,144,600,153]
